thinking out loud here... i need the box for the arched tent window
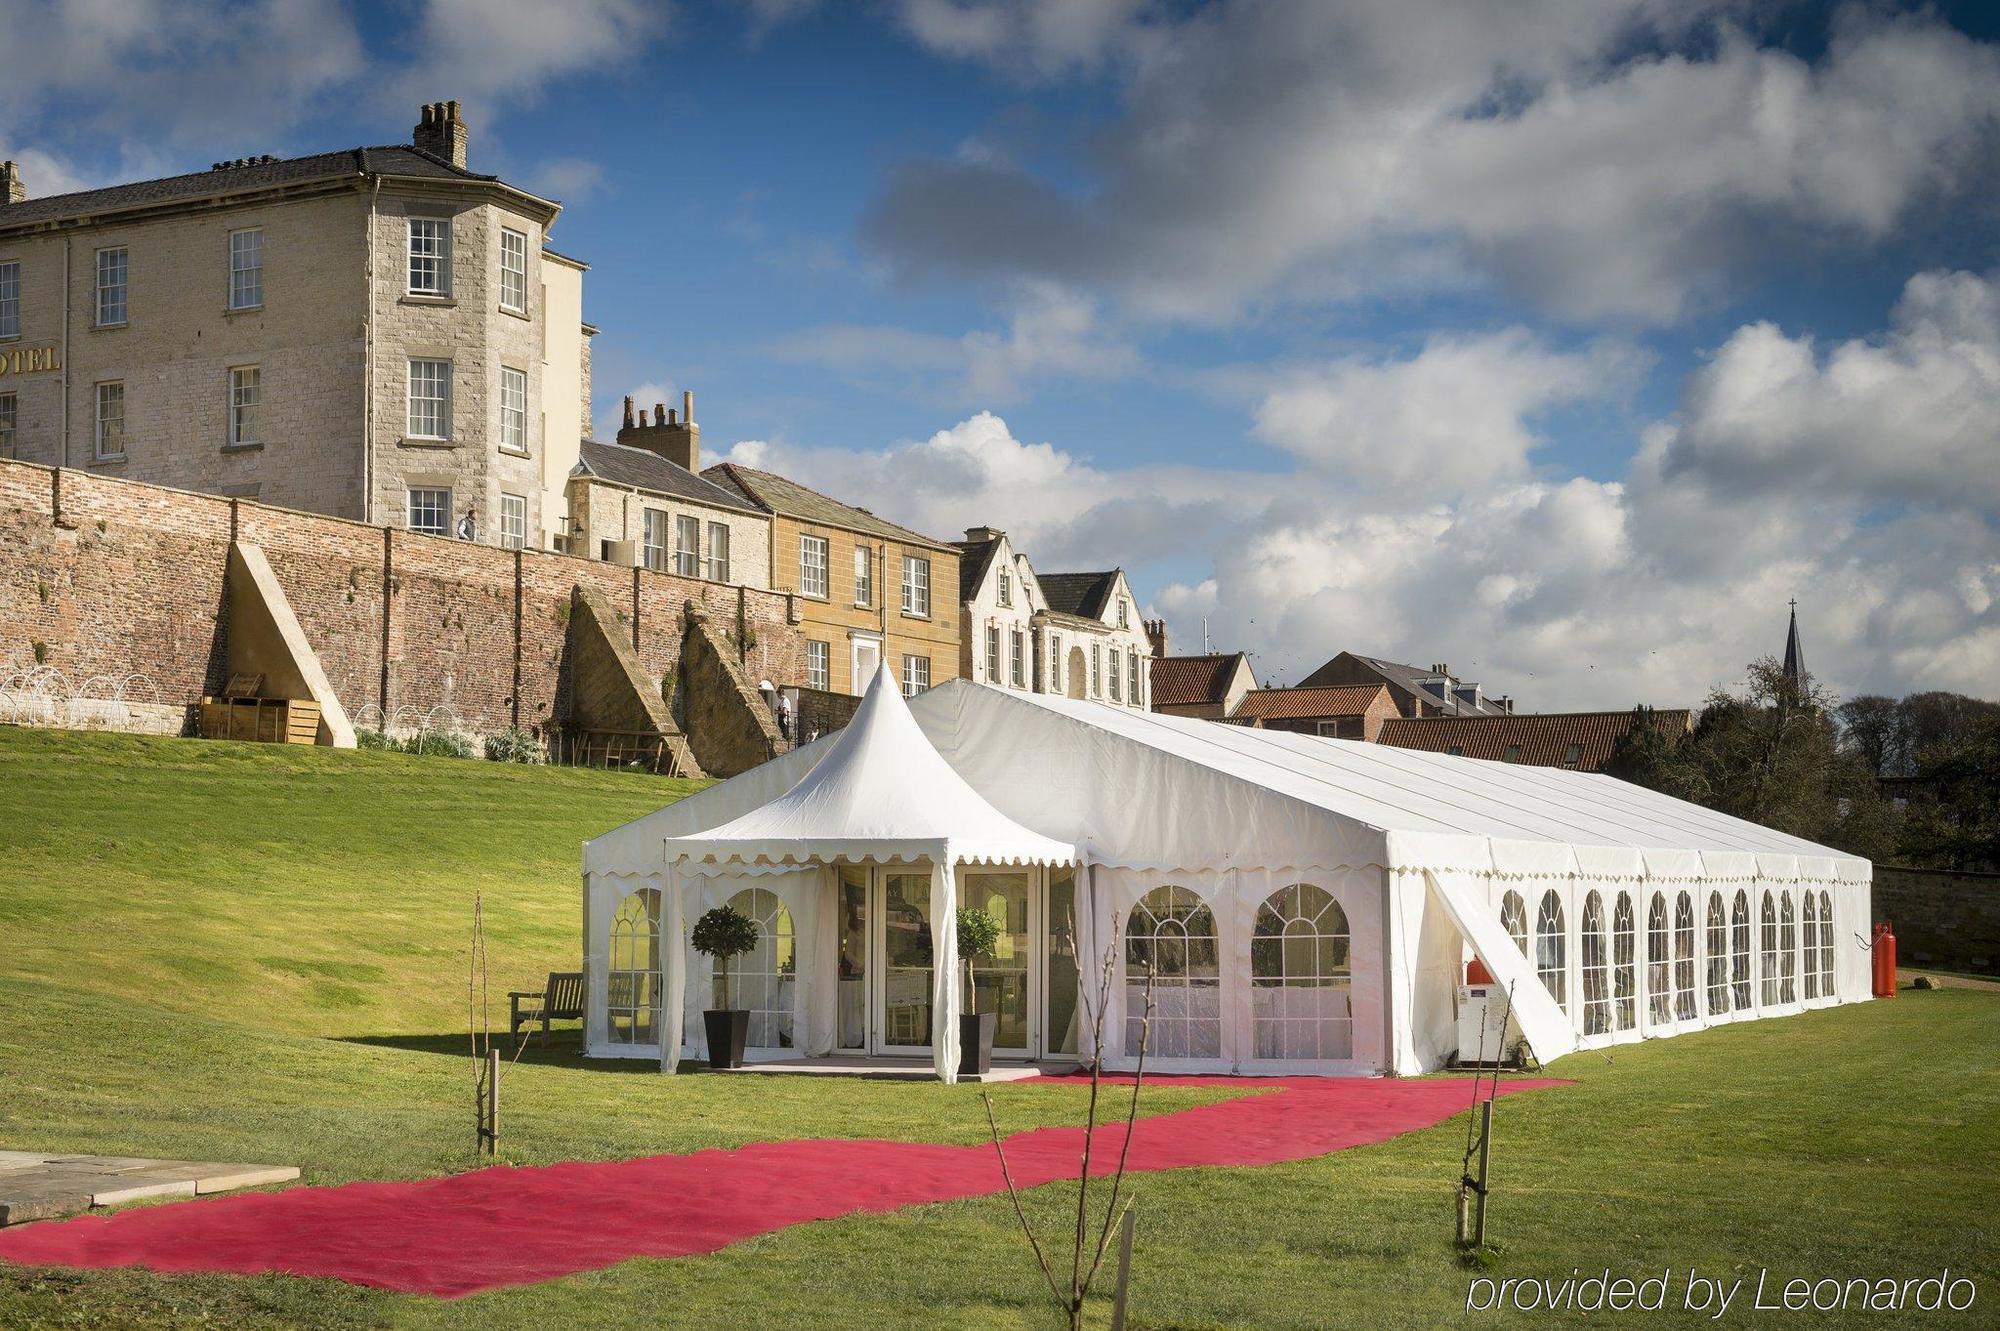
[608,888,662,1046]
[1705,892,1729,1014]
[1534,890,1566,1013]
[1580,891,1609,1036]
[725,887,797,1049]
[1802,892,1821,1001]
[1730,890,1752,1011]
[1251,884,1352,1060]
[1126,886,1220,1059]
[1818,890,1835,996]
[1672,891,1697,1021]
[1612,892,1637,1031]
[1779,891,1797,1004]
[1646,892,1671,1024]
[1759,891,1779,1007]
[1500,891,1528,956]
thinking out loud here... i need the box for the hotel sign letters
[0,345,62,377]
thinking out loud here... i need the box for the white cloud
[383,0,662,120]
[1252,330,1641,495]
[525,157,608,202]
[0,0,364,153]
[865,3,2000,325]
[770,282,1139,403]
[1651,269,2000,508]
[721,282,1999,707]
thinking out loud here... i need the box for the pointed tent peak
[1782,598,1806,694]
[664,670,1075,870]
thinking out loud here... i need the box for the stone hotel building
[0,102,592,549]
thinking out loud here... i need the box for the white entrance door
[873,867,935,1057]
[851,636,882,691]
[962,869,1039,1058]
[861,866,1044,1060]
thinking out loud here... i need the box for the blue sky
[4,0,1996,707]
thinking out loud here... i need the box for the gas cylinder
[1872,921,1897,998]
[1467,956,1495,985]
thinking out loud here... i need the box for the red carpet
[0,1075,1561,1297]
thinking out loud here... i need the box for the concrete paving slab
[89,1179,198,1207]
[0,1153,299,1225]
[192,1166,300,1194]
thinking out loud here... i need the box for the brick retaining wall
[1872,865,2000,975]
[0,459,803,740]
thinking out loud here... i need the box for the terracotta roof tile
[1149,653,1246,707]
[1234,684,1392,721]
[1375,710,1693,771]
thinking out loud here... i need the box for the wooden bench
[509,971,584,1047]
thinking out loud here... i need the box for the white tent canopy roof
[663,666,1076,871]
[912,684,1870,881]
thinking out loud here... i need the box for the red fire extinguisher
[1871,921,1897,998]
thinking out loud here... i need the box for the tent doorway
[835,864,1048,1060]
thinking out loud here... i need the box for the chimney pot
[413,98,470,169]
[622,395,635,430]
[683,389,694,424]
[654,403,666,426]
[0,160,18,205]
[667,409,677,425]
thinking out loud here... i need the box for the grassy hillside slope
[0,727,1994,1330]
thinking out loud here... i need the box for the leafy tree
[1895,714,2000,871]
[956,906,1003,1014]
[1609,657,1897,861]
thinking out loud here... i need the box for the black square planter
[704,1009,750,1070]
[959,1011,997,1077]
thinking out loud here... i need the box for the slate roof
[1037,571,1120,620]
[701,463,955,550]
[1375,709,1693,772]
[574,440,761,513]
[0,146,531,232]
[1299,651,1512,716]
[1234,684,1392,721]
[954,536,1002,604]
[1149,653,1251,707]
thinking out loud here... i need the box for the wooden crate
[197,697,321,745]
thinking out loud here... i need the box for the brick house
[1299,651,1516,718]
[1376,709,1694,771]
[1149,644,1259,719]
[1230,683,1399,740]
[705,462,960,697]
[0,102,593,551]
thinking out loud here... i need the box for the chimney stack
[0,161,23,205]
[413,100,470,169]
[616,385,701,472]
[1145,617,1169,658]
[962,525,1003,544]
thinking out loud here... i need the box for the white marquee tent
[582,673,1872,1080]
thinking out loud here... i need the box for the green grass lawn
[0,727,1995,1329]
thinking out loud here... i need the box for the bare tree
[983,913,1155,1330]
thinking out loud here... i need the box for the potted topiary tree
[957,905,1004,1076]
[691,904,759,1070]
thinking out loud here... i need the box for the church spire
[1782,598,1806,698]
